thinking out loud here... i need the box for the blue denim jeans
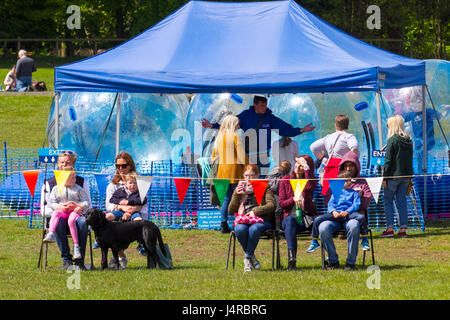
[383,178,410,229]
[312,212,368,239]
[15,76,31,91]
[111,210,142,221]
[55,215,88,263]
[234,221,272,258]
[318,219,360,266]
[282,215,306,251]
[221,183,237,223]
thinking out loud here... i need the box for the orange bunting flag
[250,179,268,206]
[22,170,40,197]
[173,178,192,205]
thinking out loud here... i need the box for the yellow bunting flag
[54,170,72,194]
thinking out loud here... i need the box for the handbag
[288,205,315,230]
[147,243,173,269]
[319,133,343,186]
[233,213,264,226]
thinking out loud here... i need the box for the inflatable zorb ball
[268,93,321,157]
[47,93,189,162]
[186,93,254,157]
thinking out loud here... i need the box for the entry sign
[38,148,69,164]
[372,150,386,166]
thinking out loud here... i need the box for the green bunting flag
[213,179,231,206]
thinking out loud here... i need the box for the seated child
[106,173,146,222]
[306,171,370,253]
[43,170,90,260]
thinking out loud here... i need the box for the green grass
[0,218,448,300]
[0,94,52,148]
[0,68,55,92]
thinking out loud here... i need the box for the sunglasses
[116,164,130,169]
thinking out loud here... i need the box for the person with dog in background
[106,173,146,222]
[40,151,91,270]
[15,49,36,91]
[105,151,147,268]
[278,155,318,271]
[211,114,248,233]
[306,170,370,255]
[43,170,91,262]
[228,164,275,272]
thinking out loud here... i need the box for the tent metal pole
[422,85,427,218]
[375,91,383,149]
[115,93,121,156]
[55,92,60,148]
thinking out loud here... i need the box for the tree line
[0,0,447,59]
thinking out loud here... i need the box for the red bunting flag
[22,170,40,197]
[250,179,268,206]
[173,178,192,205]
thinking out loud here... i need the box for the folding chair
[319,218,376,269]
[226,228,279,271]
[37,216,94,270]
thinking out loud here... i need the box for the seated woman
[228,164,275,272]
[278,155,318,271]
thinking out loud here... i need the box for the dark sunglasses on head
[116,164,130,169]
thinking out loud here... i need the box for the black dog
[85,208,167,270]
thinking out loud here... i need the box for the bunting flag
[290,179,299,193]
[295,179,308,197]
[328,179,346,203]
[250,179,268,206]
[54,170,72,194]
[136,175,154,203]
[213,179,230,206]
[94,174,112,197]
[365,177,384,203]
[22,170,40,197]
[174,178,192,205]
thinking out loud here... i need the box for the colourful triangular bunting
[213,179,231,206]
[54,170,72,194]
[174,178,192,205]
[250,180,268,206]
[329,179,346,203]
[94,174,112,197]
[136,175,153,204]
[366,177,384,203]
[22,170,40,197]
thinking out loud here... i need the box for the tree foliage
[0,0,447,59]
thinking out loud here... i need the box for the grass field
[0,218,448,300]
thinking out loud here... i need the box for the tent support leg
[55,92,60,148]
[115,93,121,156]
[375,91,383,149]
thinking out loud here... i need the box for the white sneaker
[73,245,82,260]
[43,232,56,243]
[243,258,252,272]
[119,255,128,270]
[250,255,261,270]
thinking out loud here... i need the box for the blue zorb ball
[268,93,321,157]
[47,93,189,162]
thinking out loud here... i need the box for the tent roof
[54,0,425,93]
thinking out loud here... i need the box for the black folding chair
[37,216,94,270]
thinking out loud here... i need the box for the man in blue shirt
[202,95,315,174]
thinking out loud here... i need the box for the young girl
[43,170,90,260]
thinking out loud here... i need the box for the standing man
[40,151,91,270]
[202,95,315,175]
[15,49,36,91]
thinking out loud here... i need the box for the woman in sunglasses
[105,151,147,269]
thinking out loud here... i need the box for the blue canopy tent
[53,0,426,155]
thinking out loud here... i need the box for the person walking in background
[381,115,414,237]
[211,115,248,233]
[310,114,359,195]
[271,136,299,170]
[15,49,36,91]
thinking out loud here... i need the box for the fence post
[56,36,59,57]
[3,141,7,178]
